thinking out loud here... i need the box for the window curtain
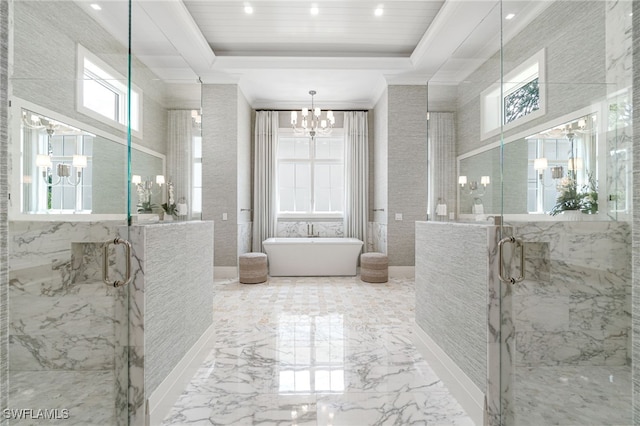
[253,111,279,253]
[167,110,193,218]
[428,112,456,219]
[343,111,369,249]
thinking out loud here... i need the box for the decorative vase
[561,210,583,221]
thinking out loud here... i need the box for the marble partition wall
[8,220,128,425]
[415,221,490,392]
[277,221,344,238]
[509,221,631,367]
[125,221,214,426]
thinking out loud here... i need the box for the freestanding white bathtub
[263,237,364,276]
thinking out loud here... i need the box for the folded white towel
[472,203,484,214]
[436,203,447,216]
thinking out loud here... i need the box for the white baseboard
[389,266,415,278]
[412,323,484,426]
[214,266,237,279]
[147,323,216,426]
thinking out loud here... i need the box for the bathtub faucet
[306,223,319,237]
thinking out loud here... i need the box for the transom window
[481,49,545,139]
[277,130,344,216]
[77,45,142,136]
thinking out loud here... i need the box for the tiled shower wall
[632,0,640,422]
[511,221,631,367]
[8,221,126,425]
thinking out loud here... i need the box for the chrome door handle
[498,236,525,285]
[103,237,132,288]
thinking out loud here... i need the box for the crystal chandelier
[290,90,335,139]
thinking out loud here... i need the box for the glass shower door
[7,1,133,424]
[497,1,634,425]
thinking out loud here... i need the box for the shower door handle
[103,237,133,288]
[498,236,525,285]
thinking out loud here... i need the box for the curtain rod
[255,109,369,112]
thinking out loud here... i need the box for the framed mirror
[457,108,601,218]
[11,98,165,219]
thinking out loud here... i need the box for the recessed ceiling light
[505,13,515,20]
[90,3,102,11]
[244,4,253,14]
[374,6,384,17]
[310,4,319,16]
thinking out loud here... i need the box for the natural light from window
[277,131,344,216]
[77,45,141,135]
[277,313,345,394]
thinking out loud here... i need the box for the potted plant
[580,172,598,214]
[135,185,157,214]
[549,171,597,217]
[549,174,582,216]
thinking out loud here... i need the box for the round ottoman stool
[239,252,268,284]
[360,252,388,283]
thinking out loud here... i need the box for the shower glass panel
[7,0,132,424]
[498,1,633,425]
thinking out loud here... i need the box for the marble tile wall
[632,1,640,423]
[276,221,344,238]
[126,221,214,426]
[8,220,127,425]
[238,222,252,255]
[0,0,8,420]
[509,221,631,368]
[367,222,387,253]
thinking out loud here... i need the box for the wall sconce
[551,166,563,179]
[568,157,583,172]
[459,175,490,196]
[534,157,566,187]
[534,157,548,179]
[132,174,165,213]
[36,153,87,186]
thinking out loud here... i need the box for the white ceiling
[76,0,552,109]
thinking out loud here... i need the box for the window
[277,130,344,216]
[77,45,142,136]
[481,49,545,139]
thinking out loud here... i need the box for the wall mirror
[15,103,164,217]
[458,111,600,217]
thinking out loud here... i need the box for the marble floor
[161,277,474,425]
